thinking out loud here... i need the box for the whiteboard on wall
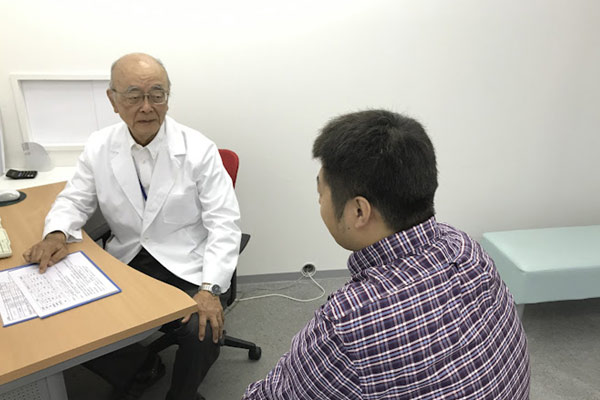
[0,110,5,174]
[10,75,120,150]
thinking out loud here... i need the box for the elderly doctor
[23,53,241,400]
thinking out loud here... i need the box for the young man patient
[242,109,530,399]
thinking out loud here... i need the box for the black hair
[313,109,438,232]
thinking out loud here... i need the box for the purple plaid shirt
[243,218,530,399]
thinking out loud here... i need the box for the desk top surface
[0,182,197,385]
[0,167,76,191]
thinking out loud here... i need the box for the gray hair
[108,53,171,91]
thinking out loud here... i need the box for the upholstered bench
[480,225,600,317]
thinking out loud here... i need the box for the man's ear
[106,89,119,113]
[349,196,372,229]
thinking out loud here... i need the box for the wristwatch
[199,283,222,296]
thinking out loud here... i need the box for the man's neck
[355,225,395,250]
[130,131,158,147]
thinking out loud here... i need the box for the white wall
[1,0,599,277]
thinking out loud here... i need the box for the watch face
[211,284,222,296]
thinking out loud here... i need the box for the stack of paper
[0,251,120,327]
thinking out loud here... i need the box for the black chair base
[223,332,262,360]
[147,330,262,361]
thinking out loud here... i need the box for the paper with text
[7,251,120,320]
[0,270,37,326]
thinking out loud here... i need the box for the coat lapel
[142,117,185,231]
[110,126,144,218]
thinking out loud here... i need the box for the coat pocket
[163,192,201,224]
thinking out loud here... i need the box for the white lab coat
[44,116,241,290]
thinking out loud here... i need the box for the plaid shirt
[243,218,530,399]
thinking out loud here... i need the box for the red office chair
[214,149,261,359]
[88,149,261,361]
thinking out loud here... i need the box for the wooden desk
[0,182,197,396]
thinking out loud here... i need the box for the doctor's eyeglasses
[112,89,169,106]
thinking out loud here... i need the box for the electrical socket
[301,263,316,275]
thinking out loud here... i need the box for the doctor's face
[108,56,169,146]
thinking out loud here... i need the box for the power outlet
[301,263,316,275]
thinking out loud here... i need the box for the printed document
[0,270,37,325]
[0,251,120,326]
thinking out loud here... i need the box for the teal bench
[480,225,600,317]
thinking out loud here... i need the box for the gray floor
[64,275,600,400]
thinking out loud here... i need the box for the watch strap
[199,283,221,296]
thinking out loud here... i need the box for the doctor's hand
[23,231,68,273]
[182,290,224,344]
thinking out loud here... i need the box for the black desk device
[5,169,38,179]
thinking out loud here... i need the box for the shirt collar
[347,217,440,277]
[127,123,166,161]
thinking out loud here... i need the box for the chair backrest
[218,149,239,188]
[217,148,245,306]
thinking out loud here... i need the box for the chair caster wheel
[249,346,262,360]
